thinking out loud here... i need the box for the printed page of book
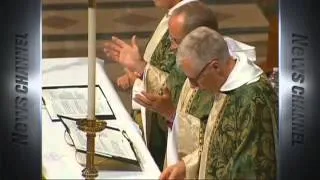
[42,86,114,120]
[61,118,137,162]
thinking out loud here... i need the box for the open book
[60,116,138,165]
[42,85,116,121]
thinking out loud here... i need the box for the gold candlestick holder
[77,119,106,180]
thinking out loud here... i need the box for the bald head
[168,1,218,52]
[171,1,218,35]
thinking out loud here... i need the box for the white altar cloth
[41,57,160,179]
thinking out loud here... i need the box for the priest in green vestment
[103,0,198,170]
[134,1,259,169]
[160,27,278,180]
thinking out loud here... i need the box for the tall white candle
[88,0,96,120]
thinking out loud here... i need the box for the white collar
[220,52,263,92]
[224,36,256,62]
[168,0,198,16]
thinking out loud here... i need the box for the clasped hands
[133,87,176,120]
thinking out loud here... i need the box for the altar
[41,57,160,179]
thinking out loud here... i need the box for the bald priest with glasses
[160,27,278,180]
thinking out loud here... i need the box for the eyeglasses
[188,60,215,85]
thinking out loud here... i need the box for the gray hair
[171,1,218,36]
[177,26,230,71]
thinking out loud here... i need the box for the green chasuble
[147,31,213,121]
[148,30,187,107]
[194,75,278,180]
[141,30,214,170]
[164,78,214,168]
[142,30,184,170]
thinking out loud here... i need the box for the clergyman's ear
[211,60,219,69]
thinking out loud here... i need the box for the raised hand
[133,88,176,120]
[103,35,146,73]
